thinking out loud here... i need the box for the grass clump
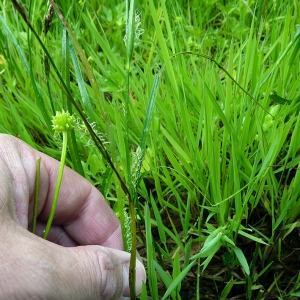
[1,0,300,299]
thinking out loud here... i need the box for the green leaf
[191,231,223,259]
[221,234,236,247]
[145,203,159,300]
[161,260,196,300]
[233,246,250,275]
[238,230,268,245]
[220,277,236,300]
[150,193,166,244]
[269,92,291,105]
[69,39,93,117]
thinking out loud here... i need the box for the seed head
[51,110,76,133]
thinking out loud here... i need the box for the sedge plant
[1,0,300,299]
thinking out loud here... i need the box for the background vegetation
[1,0,300,299]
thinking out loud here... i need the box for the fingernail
[122,259,146,297]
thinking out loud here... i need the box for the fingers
[0,224,146,300]
[38,148,124,249]
[0,134,147,298]
[33,218,123,250]
[0,134,123,250]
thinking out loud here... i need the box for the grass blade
[161,260,196,300]
[232,246,250,275]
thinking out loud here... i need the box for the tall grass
[1,0,300,298]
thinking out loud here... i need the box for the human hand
[0,134,146,299]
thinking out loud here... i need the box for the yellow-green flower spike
[51,110,76,133]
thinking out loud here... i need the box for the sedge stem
[32,157,41,234]
[43,131,68,239]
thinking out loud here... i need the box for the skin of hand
[0,134,146,299]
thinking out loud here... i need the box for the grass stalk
[125,0,138,297]
[42,131,68,239]
[32,157,41,234]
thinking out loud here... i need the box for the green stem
[43,131,68,239]
[129,200,137,299]
[125,1,137,298]
[32,157,41,234]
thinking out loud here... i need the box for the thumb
[56,245,146,299]
[0,223,146,300]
